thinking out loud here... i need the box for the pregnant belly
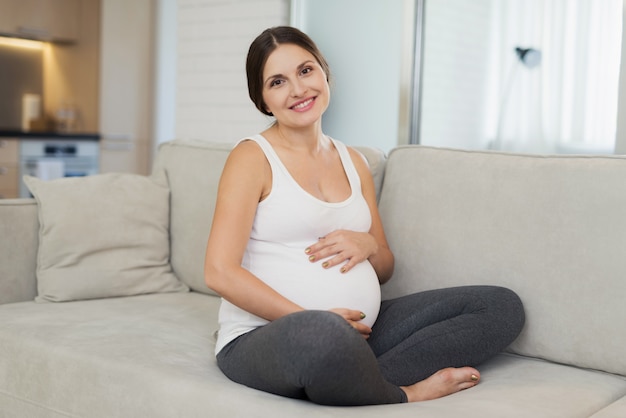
[256,256,382,328]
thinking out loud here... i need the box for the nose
[290,78,306,97]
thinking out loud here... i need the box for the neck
[270,121,328,153]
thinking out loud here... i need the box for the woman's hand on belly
[328,308,372,339]
[305,230,378,274]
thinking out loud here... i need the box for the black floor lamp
[493,46,542,150]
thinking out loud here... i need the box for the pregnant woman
[204,26,525,406]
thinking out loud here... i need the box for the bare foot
[401,367,480,402]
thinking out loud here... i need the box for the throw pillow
[24,173,189,302]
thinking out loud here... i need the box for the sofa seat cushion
[591,396,626,417]
[1,292,625,418]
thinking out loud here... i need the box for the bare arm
[204,141,304,321]
[351,147,395,284]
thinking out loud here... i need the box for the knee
[286,310,356,341]
[281,310,362,361]
[484,286,526,338]
[494,286,524,318]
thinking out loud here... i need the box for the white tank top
[215,134,381,354]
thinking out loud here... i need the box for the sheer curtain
[489,0,623,154]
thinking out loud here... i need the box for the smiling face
[261,43,330,130]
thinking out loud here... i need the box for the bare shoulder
[222,139,271,200]
[346,146,370,174]
[228,139,267,165]
[224,139,271,177]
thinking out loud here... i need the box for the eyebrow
[264,60,315,86]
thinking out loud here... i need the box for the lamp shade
[515,47,542,68]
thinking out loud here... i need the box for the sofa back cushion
[152,140,232,296]
[152,140,387,296]
[378,145,626,376]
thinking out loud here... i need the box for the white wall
[173,0,412,152]
[153,0,178,154]
[175,0,289,143]
[292,0,413,153]
[170,0,626,154]
[614,0,626,154]
[419,0,496,150]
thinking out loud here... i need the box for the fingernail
[360,312,366,319]
[322,261,329,268]
[304,247,311,254]
[340,267,346,273]
[309,255,316,262]
[471,374,479,381]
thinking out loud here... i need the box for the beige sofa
[1,139,626,417]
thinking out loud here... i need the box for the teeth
[293,98,313,109]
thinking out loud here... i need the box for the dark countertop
[0,130,100,140]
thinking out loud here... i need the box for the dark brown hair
[246,26,331,116]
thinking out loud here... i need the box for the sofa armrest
[0,198,38,304]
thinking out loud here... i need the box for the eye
[300,66,313,76]
[269,78,284,88]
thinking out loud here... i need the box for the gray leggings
[216,285,525,406]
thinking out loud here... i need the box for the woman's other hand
[328,308,372,338]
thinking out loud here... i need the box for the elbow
[379,272,393,285]
[204,260,227,296]
[377,252,395,285]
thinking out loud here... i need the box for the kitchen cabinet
[99,0,154,175]
[0,0,79,42]
[0,139,19,199]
